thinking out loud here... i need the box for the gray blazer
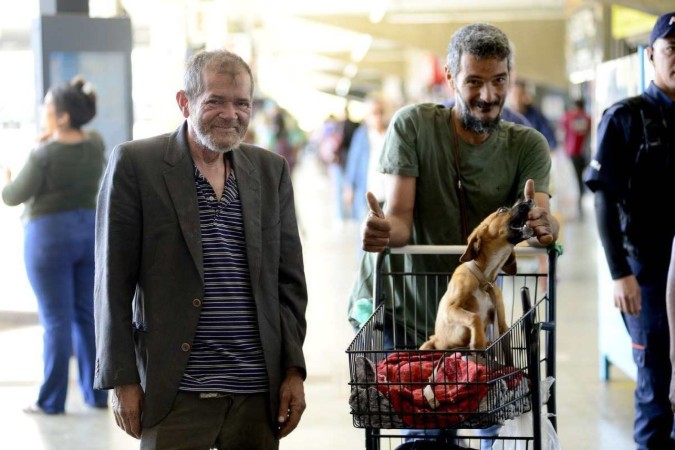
[94,122,308,428]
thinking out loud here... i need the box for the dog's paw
[419,336,436,350]
[470,339,488,350]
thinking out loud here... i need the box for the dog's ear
[501,250,517,275]
[460,235,480,262]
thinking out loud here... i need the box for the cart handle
[389,245,549,255]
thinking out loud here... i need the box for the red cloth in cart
[375,352,523,428]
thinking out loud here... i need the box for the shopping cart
[347,245,559,450]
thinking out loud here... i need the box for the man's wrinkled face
[450,53,509,134]
[188,68,252,153]
[650,36,675,95]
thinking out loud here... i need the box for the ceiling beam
[298,14,569,88]
[594,0,672,16]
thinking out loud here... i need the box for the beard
[455,91,503,134]
[189,115,243,154]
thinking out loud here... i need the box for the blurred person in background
[94,49,307,449]
[252,100,306,175]
[585,12,675,450]
[560,97,591,218]
[338,103,361,177]
[317,110,359,226]
[269,106,295,172]
[343,94,390,224]
[510,79,557,150]
[333,104,361,224]
[1,76,108,414]
[510,79,573,282]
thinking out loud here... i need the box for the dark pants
[24,210,107,413]
[624,256,675,450]
[570,155,586,216]
[141,393,277,450]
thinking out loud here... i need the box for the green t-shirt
[2,131,106,221]
[348,103,552,340]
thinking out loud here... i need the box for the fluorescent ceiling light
[369,0,389,23]
[343,63,358,78]
[351,34,372,62]
[335,77,351,97]
[386,10,562,24]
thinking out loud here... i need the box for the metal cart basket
[347,245,559,450]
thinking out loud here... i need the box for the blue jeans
[24,210,108,413]
[328,163,345,221]
[623,256,675,450]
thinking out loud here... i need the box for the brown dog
[419,199,534,356]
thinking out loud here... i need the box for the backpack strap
[614,95,667,159]
[612,95,671,196]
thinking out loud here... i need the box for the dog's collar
[465,261,497,287]
[465,261,498,305]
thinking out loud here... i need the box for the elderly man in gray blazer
[94,50,307,450]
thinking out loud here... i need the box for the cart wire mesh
[346,246,558,450]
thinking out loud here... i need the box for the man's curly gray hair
[446,23,513,77]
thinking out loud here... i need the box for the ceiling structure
[600,0,674,14]
[254,0,570,100]
[1,1,670,94]
[244,0,669,102]
[0,0,670,128]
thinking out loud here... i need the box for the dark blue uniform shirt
[585,81,675,258]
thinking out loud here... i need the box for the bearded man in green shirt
[348,23,560,450]
[349,23,559,345]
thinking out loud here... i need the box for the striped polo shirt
[179,166,268,394]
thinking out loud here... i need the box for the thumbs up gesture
[361,192,391,253]
[523,179,556,246]
[524,179,536,203]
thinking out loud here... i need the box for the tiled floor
[0,153,637,450]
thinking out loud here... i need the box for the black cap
[650,12,675,47]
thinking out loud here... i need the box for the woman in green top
[1,76,108,414]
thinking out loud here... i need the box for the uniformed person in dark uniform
[585,12,675,450]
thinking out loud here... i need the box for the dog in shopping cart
[419,196,535,363]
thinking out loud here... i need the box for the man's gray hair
[446,23,513,77]
[182,49,254,100]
